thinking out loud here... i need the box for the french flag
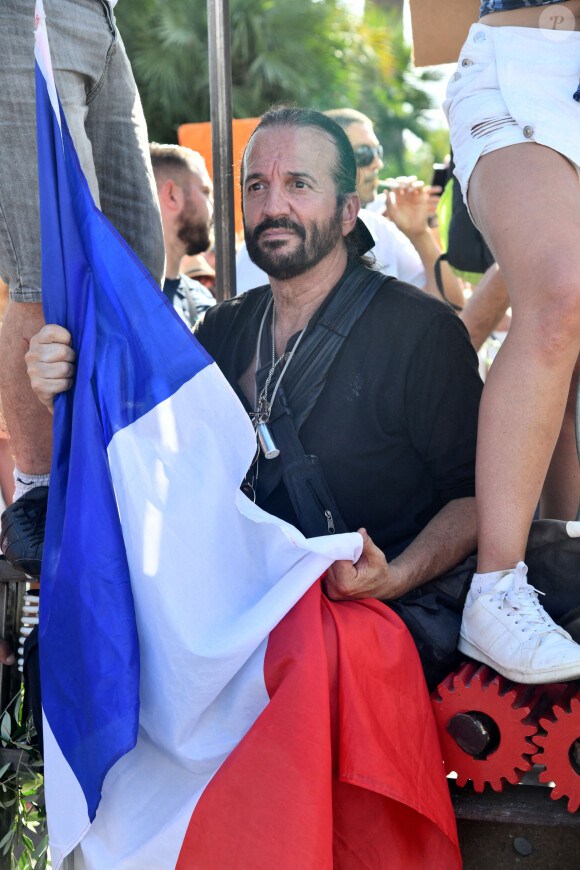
[34,3,461,868]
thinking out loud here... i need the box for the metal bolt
[447,712,492,757]
[513,837,533,857]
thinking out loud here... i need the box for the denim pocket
[444,45,496,123]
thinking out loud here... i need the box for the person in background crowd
[180,253,217,297]
[325,108,465,309]
[150,144,215,327]
[236,108,464,309]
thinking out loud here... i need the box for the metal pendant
[255,395,271,425]
[256,422,279,459]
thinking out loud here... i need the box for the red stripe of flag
[177,580,460,869]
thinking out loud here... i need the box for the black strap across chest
[254,263,389,537]
[259,263,388,431]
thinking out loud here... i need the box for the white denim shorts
[444,23,580,208]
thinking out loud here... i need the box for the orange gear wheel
[532,683,580,813]
[431,662,543,792]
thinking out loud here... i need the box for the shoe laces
[11,498,47,548]
[490,562,555,633]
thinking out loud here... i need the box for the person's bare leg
[458,143,580,683]
[468,145,580,572]
[460,264,510,353]
[540,356,580,520]
[0,301,52,474]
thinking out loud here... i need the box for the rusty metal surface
[452,780,580,868]
[449,780,580,827]
[457,818,580,869]
[207,0,236,301]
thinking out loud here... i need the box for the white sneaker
[458,561,580,684]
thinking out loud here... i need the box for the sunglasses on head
[354,144,384,168]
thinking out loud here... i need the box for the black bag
[260,264,386,538]
[391,518,580,692]
[444,156,495,275]
[434,154,495,305]
[388,555,476,692]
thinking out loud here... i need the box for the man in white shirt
[325,108,464,308]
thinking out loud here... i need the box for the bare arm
[411,229,466,309]
[384,178,465,309]
[324,496,476,601]
[460,263,510,352]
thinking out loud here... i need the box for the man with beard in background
[150,144,215,327]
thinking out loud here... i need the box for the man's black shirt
[195,268,482,561]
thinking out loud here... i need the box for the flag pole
[207,0,236,300]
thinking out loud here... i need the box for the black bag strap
[257,263,387,535]
[271,263,388,432]
[271,384,349,536]
[434,254,464,312]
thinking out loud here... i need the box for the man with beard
[236,108,464,311]
[190,107,488,684]
[27,108,485,686]
[150,144,215,328]
[24,108,580,690]
[28,108,481,683]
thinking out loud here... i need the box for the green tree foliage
[349,4,445,175]
[115,0,446,175]
[116,0,360,142]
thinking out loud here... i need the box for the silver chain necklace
[252,297,308,458]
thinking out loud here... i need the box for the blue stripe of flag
[36,58,212,820]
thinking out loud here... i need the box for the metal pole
[207,0,236,300]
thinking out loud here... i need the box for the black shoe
[0,486,48,577]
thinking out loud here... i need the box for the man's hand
[383,177,432,241]
[324,528,403,602]
[25,324,76,414]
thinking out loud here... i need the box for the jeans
[0,0,165,301]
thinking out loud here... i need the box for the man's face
[345,121,383,207]
[242,127,349,281]
[177,169,214,256]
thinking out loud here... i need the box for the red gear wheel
[532,684,580,813]
[431,662,543,792]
